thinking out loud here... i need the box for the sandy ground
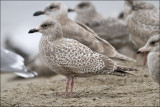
[1,63,159,106]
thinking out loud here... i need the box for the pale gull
[137,35,160,84]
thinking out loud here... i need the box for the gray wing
[86,18,128,40]
[86,18,130,49]
[75,21,117,55]
[1,48,37,78]
[75,20,136,62]
[75,21,98,36]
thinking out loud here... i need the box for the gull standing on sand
[124,0,159,49]
[68,1,132,50]
[137,35,160,84]
[1,48,37,78]
[29,19,138,96]
[33,1,135,62]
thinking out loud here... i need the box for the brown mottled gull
[137,35,160,84]
[33,1,136,62]
[29,19,138,96]
[124,0,159,49]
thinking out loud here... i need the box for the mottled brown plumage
[29,19,138,96]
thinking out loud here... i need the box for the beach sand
[1,64,159,106]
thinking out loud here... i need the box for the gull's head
[134,1,156,10]
[33,2,68,18]
[68,1,96,14]
[125,0,156,11]
[29,19,62,37]
[124,0,139,11]
[137,35,160,54]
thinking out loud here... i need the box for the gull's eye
[150,41,156,45]
[78,3,89,8]
[132,5,138,10]
[41,24,48,28]
[50,6,55,9]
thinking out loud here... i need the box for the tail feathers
[116,66,138,72]
[109,71,135,77]
[109,66,138,77]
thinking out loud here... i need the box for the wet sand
[1,65,159,106]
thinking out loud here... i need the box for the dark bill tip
[132,5,137,11]
[28,29,39,34]
[118,12,124,19]
[68,8,75,12]
[33,11,45,16]
[136,51,141,54]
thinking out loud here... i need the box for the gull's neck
[49,13,68,24]
[42,30,63,42]
[152,48,160,53]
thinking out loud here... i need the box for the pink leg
[70,77,74,96]
[65,78,70,96]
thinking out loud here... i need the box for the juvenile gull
[33,1,136,62]
[137,35,160,84]
[68,1,131,50]
[1,48,37,78]
[29,19,138,96]
[124,0,159,49]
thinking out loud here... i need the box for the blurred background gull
[1,48,38,78]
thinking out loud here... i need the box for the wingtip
[116,66,138,72]
[109,71,136,77]
[115,52,137,63]
[14,71,38,78]
[14,68,38,78]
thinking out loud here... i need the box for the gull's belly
[148,52,160,84]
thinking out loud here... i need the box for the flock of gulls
[1,0,160,96]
